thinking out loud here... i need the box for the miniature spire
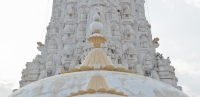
[88,12,106,48]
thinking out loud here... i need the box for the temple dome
[9,71,188,97]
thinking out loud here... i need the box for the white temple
[9,0,188,97]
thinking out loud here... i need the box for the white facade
[19,0,182,90]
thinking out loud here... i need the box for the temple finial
[88,13,106,48]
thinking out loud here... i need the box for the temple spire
[88,12,106,48]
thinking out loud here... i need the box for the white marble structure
[11,71,188,97]
[19,0,182,91]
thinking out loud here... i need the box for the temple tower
[19,0,182,91]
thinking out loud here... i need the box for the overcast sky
[0,0,199,97]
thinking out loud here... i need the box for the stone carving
[111,24,120,36]
[124,25,135,40]
[34,55,45,71]
[156,54,179,87]
[62,46,73,57]
[140,36,149,48]
[37,42,44,46]
[45,54,56,77]
[77,24,86,38]
[151,70,160,80]
[115,41,122,59]
[79,6,87,19]
[64,25,74,34]
[62,45,73,69]
[129,45,137,54]
[121,58,129,69]
[122,5,131,18]
[46,54,55,67]
[76,42,84,54]
[109,7,118,18]
[143,54,153,70]
[66,4,75,18]
[123,6,131,14]
[37,42,46,57]
[62,25,74,43]
[50,22,59,38]
[70,59,78,67]
[54,7,61,17]
[20,58,42,87]
[19,0,182,90]
[123,43,138,70]
[139,21,146,32]
[153,37,160,48]
[48,39,57,54]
